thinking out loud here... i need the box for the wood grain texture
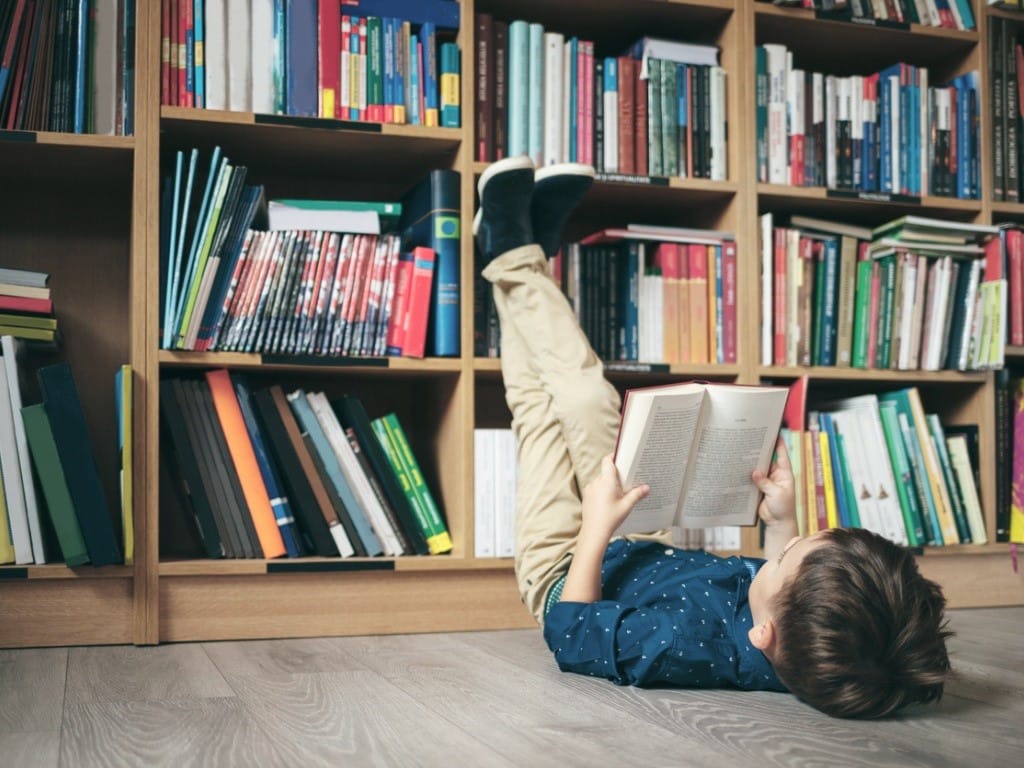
[65,645,234,705]
[0,731,60,768]
[0,649,67,733]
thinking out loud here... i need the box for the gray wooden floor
[0,606,1021,768]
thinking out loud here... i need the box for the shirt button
[664,549,674,556]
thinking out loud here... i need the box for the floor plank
[0,648,67,733]
[0,731,60,768]
[65,645,234,705]
[202,636,362,678]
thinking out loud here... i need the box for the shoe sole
[534,162,596,183]
[477,154,536,199]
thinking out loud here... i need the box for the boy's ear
[748,619,776,655]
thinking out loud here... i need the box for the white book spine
[251,0,275,114]
[204,0,228,110]
[710,66,727,181]
[0,365,33,563]
[473,430,495,558]
[542,33,564,167]
[603,58,619,174]
[495,430,517,558]
[227,0,253,112]
[760,212,773,365]
[825,75,837,189]
[527,23,545,167]
[764,44,789,185]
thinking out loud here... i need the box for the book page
[614,385,706,536]
[678,385,788,527]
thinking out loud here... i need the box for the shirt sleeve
[543,600,734,687]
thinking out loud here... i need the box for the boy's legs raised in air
[478,158,620,622]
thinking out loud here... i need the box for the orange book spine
[688,243,709,364]
[205,369,286,558]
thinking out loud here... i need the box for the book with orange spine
[205,369,286,558]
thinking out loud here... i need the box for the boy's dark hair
[770,527,952,719]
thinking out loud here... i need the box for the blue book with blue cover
[508,21,529,158]
[286,0,317,116]
[399,170,461,357]
[233,376,303,557]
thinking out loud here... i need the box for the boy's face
[748,533,828,627]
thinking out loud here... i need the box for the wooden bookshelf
[3,0,1021,651]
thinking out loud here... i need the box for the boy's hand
[752,437,796,528]
[579,454,650,541]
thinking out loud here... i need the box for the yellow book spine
[804,430,818,535]
[818,430,840,530]
[0,467,15,564]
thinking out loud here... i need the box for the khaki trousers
[482,245,672,623]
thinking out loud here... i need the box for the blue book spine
[74,0,88,132]
[382,17,395,121]
[909,67,918,196]
[864,111,877,192]
[968,71,980,198]
[818,413,851,528]
[409,33,420,125]
[233,378,302,557]
[273,0,286,114]
[288,391,383,556]
[957,76,970,198]
[508,21,529,157]
[422,22,439,125]
[194,0,205,108]
[393,18,405,121]
[527,23,544,165]
[349,20,361,120]
[185,19,195,103]
[166,148,199,347]
[820,237,840,366]
[163,152,184,348]
[440,42,459,128]
[568,37,578,161]
[879,68,894,194]
[627,243,640,360]
[399,170,460,356]
[337,0,459,30]
[286,0,318,116]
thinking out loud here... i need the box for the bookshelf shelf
[991,201,1024,217]
[757,184,983,221]
[985,5,1024,22]
[919,542,1014,557]
[1005,345,1024,359]
[757,365,990,383]
[158,556,513,577]
[754,4,980,45]
[0,132,134,180]
[0,564,133,580]
[473,358,742,380]
[158,350,463,376]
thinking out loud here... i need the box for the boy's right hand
[579,454,649,541]
[752,437,796,528]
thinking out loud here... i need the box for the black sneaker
[473,155,536,262]
[531,163,595,259]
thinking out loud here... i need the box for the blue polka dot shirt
[542,539,786,691]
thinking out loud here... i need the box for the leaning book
[613,382,788,535]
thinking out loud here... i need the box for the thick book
[338,0,460,30]
[267,199,402,234]
[612,382,788,535]
[37,363,122,566]
[398,170,460,357]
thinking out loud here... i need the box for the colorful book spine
[439,41,459,128]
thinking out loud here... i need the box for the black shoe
[531,163,595,259]
[473,155,536,263]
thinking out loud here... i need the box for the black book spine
[37,363,121,565]
[301,432,367,557]
[995,368,1011,542]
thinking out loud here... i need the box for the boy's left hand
[752,437,796,528]
[579,454,649,541]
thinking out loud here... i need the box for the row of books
[474,18,726,180]
[757,45,980,198]
[0,340,131,566]
[0,266,57,344]
[160,0,460,126]
[0,0,134,135]
[760,214,1006,371]
[767,0,976,29]
[162,372,452,559]
[989,16,1024,203]
[160,146,461,357]
[472,428,516,559]
[782,380,986,548]
[475,224,738,366]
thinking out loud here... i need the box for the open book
[613,382,788,535]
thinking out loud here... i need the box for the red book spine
[318,0,341,119]
[402,246,436,358]
[1011,230,1024,346]
[583,41,594,166]
[722,239,738,364]
[0,295,53,314]
[617,56,635,175]
[386,251,414,355]
[773,227,787,366]
[5,0,37,130]
[0,1,27,78]
[475,12,493,162]
[630,57,647,177]
[177,0,187,106]
[575,42,586,164]
[493,20,508,160]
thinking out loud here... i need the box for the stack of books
[0,267,57,345]
[765,0,975,29]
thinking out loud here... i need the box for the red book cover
[402,246,436,358]
[318,0,341,118]
[375,236,402,354]
[183,0,193,107]
[617,56,635,175]
[984,231,1005,282]
[205,231,259,351]
[773,226,787,366]
[676,245,690,364]
[338,234,374,354]
[634,56,648,175]
[0,1,27,96]
[0,294,52,314]
[1010,230,1024,345]
[722,239,738,364]
[386,251,415,355]
[493,20,507,160]
[325,234,356,353]
[576,42,586,164]
[783,375,809,431]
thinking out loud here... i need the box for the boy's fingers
[773,437,792,471]
[751,469,773,493]
[623,483,650,509]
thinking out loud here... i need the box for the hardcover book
[612,382,788,535]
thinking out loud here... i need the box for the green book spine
[370,418,431,546]
[20,404,90,566]
[0,313,59,330]
[375,414,452,555]
[926,414,972,543]
[851,258,873,368]
[660,59,677,177]
[876,254,896,369]
[878,403,925,547]
[367,16,384,121]
[647,59,663,177]
[833,432,862,529]
[755,46,768,182]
